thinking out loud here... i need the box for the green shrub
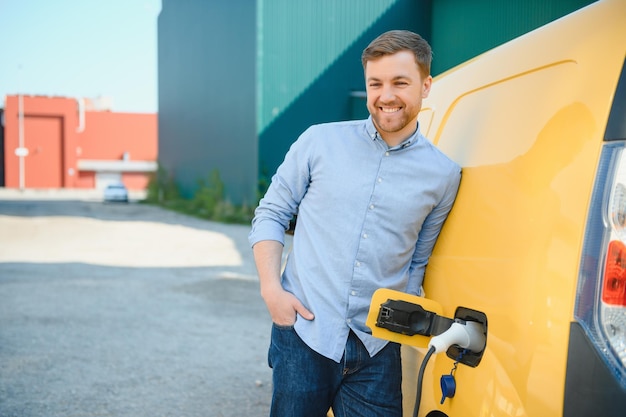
[145,165,180,203]
[143,165,257,225]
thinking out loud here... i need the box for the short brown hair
[361,30,432,77]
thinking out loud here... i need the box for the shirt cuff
[248,219,286,247]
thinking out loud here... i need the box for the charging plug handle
[428,321,486,354]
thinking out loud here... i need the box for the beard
[371,111,410,135]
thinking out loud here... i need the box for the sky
[0,0,161,113]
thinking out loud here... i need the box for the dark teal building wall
[430,0,596,76]
[256,0,400,136]
[157,0,257,204]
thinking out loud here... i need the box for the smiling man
[249,30,461,417]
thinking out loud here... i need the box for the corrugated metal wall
[256,0,397,135]
[430,0,596,76]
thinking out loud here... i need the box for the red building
[2,95,157,191]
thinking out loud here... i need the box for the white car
[103,182,129,203]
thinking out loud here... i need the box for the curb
[0,188,147,201]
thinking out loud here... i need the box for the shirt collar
[365,116,421,150]
[365,117,379,140]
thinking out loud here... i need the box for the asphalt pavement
[0,191,287,417]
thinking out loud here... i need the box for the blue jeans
[268,324,402,417]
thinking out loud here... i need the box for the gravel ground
[0,196,286,417]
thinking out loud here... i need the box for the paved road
[0,197,283,417]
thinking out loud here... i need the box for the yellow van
[376,0,626,416]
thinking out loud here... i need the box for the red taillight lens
[603,240,626,306]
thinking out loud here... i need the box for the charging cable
[412,320,487,417]
[413,345,436,417]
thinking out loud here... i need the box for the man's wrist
[260,280,284,301]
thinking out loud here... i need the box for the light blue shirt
[249,117,461,362]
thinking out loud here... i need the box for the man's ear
[422,75,433,98]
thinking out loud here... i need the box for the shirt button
[362,233,368,239]
[351,290,357,296]
[377,177,382,183]
[369,204,375,210]
[347,318,352,324]
[355,261,361,267]
[385,151,390,156]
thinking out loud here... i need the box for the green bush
[145,165,180,203]
[144,165,256,225]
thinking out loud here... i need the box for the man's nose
[380,85,395,102]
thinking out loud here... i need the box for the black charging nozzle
[377,299,454,337]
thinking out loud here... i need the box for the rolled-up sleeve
[248,128,315,248]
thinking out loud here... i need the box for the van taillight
[603,240,626,306]
[576,143,626,388]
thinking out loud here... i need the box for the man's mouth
[380,107,401,113]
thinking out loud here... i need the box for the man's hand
[252,240,315,326]
[262,285,315,326]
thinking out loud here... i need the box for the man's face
[365,50,432,146]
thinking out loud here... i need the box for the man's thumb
[296,303,315,321]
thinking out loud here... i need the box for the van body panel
[403,0,626,415]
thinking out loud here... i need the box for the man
[248,30,461,417]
